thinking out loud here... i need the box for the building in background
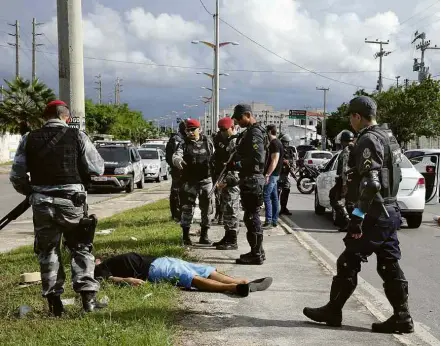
[0,132,21,163]
[219,102,323,146]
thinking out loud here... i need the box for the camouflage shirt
[9,119,104,205]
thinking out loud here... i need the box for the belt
[39,190,74,199]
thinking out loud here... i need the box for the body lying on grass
[95,252,273,297]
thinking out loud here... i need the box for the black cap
[232,103,252,120]
[347,96,377,118]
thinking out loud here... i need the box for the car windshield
[139,150,159,159]
[311,152,333,159]
[142,144,166,151]
[98,147,129,162]
[399,154,414,169]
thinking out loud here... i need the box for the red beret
[44,100,68,116]
[218,117,234,129]
[186,118,200,128]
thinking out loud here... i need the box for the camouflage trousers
[220,185,240,232]
[170,177,182,220]
[180,179,213,228]
[32,201,99,297]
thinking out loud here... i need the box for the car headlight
[149,164,159,169]
[114,166,130,175]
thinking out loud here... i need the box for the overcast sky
[0,0,439,121]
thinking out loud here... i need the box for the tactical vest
[26,127,82,185]
[182,135,213,182]
[213,132,231,175]
[336,146,350,176]
[281,146,295,175]
[363,126,401,203]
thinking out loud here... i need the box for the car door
[131,148,142,183]
[316,153,339,206]
[409,153,440,204]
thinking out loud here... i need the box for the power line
[219,18,372,89]
[0,43,383,76]
[198,0,213,15]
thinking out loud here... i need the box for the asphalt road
[0,174,160,221]
[285,189,440,339]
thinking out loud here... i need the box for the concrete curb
[278,215,438,346]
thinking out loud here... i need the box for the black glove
[347,215,363,235]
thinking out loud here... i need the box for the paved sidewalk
[177,209,426,346]
[0,182,171,253]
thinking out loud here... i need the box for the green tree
[316,103,352,146]
[0,77,56,134]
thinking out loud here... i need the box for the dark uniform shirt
[94,252,157,281]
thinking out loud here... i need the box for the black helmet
[340,130,354,143]
[279,133,292,143]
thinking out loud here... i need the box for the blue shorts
[148,257,216,289]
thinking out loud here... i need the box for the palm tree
[0,77,56,135]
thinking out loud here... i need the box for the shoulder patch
[363,148,371,159]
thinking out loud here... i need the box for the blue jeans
[264,175,279,224]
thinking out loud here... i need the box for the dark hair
[266,124,277,136]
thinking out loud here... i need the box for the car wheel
[405,214,423,229]
[164,170,169,180]
[136,173,145,189]
[125,176,135,193]
[297,177,315,194]
[156,171,162,183]
[314,189,326,215]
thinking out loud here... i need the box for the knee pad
[377,259,406,283]
[336,252,361,279]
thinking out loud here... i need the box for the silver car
[138,148,170,182]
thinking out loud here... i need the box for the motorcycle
[296,165,321,194]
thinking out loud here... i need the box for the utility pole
[94,74,102,104]
[264,110,269,125]
[395,75,400,88]
[114,77,123,105]
[57,0,86,131]
[365,39,391,92]
[412,31,440,82]
[316,87,329,150]
[304,105,311,144]
[32,18,43,81]
[404,78,409,88]
[213,0,220,132]
[0,85,3,102]
[8,20,20,78]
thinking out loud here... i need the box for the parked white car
[303,150,333,168]
[314,151,426,228]
[138,148,170,182]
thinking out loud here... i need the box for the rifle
[208,150,237,199]
[0,196,31,231]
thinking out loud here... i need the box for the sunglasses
[219,128,229,132]
[186,127,198,132]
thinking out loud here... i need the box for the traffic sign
[288,110,307,120]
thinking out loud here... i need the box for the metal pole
[57,0,86,131]
[0,85,3,102]
[214,0,220,133]
[32,18,36,81]
[15,20,19,78]
[316,87,329,150]
[395,76,400,88]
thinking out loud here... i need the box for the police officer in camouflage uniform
[9,100,105,316]
[166,121,187,222]
[172,118,214,246]
[329,130,354,231]
[304,96,414,334]
[278,133,297,215]
[211,117,241,250]
[231,104,267,265]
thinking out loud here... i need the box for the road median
[0,198,187,346]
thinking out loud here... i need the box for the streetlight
[183,104,199,109]
[191,38,239,131]
[196,72,230,77]
[201,86,227,91]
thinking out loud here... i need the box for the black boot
[182,227,193,246]
[240,232,265,260]
[217,230,238,250]
[217,213,224,225]
[303,276,356,327]
[279,189,292,215]
[81,291,107,313]
[212,233,227,247]
[199,227,212,245]
[372,280,414,333]
[236,233,263,265]
[47,294,64,317]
